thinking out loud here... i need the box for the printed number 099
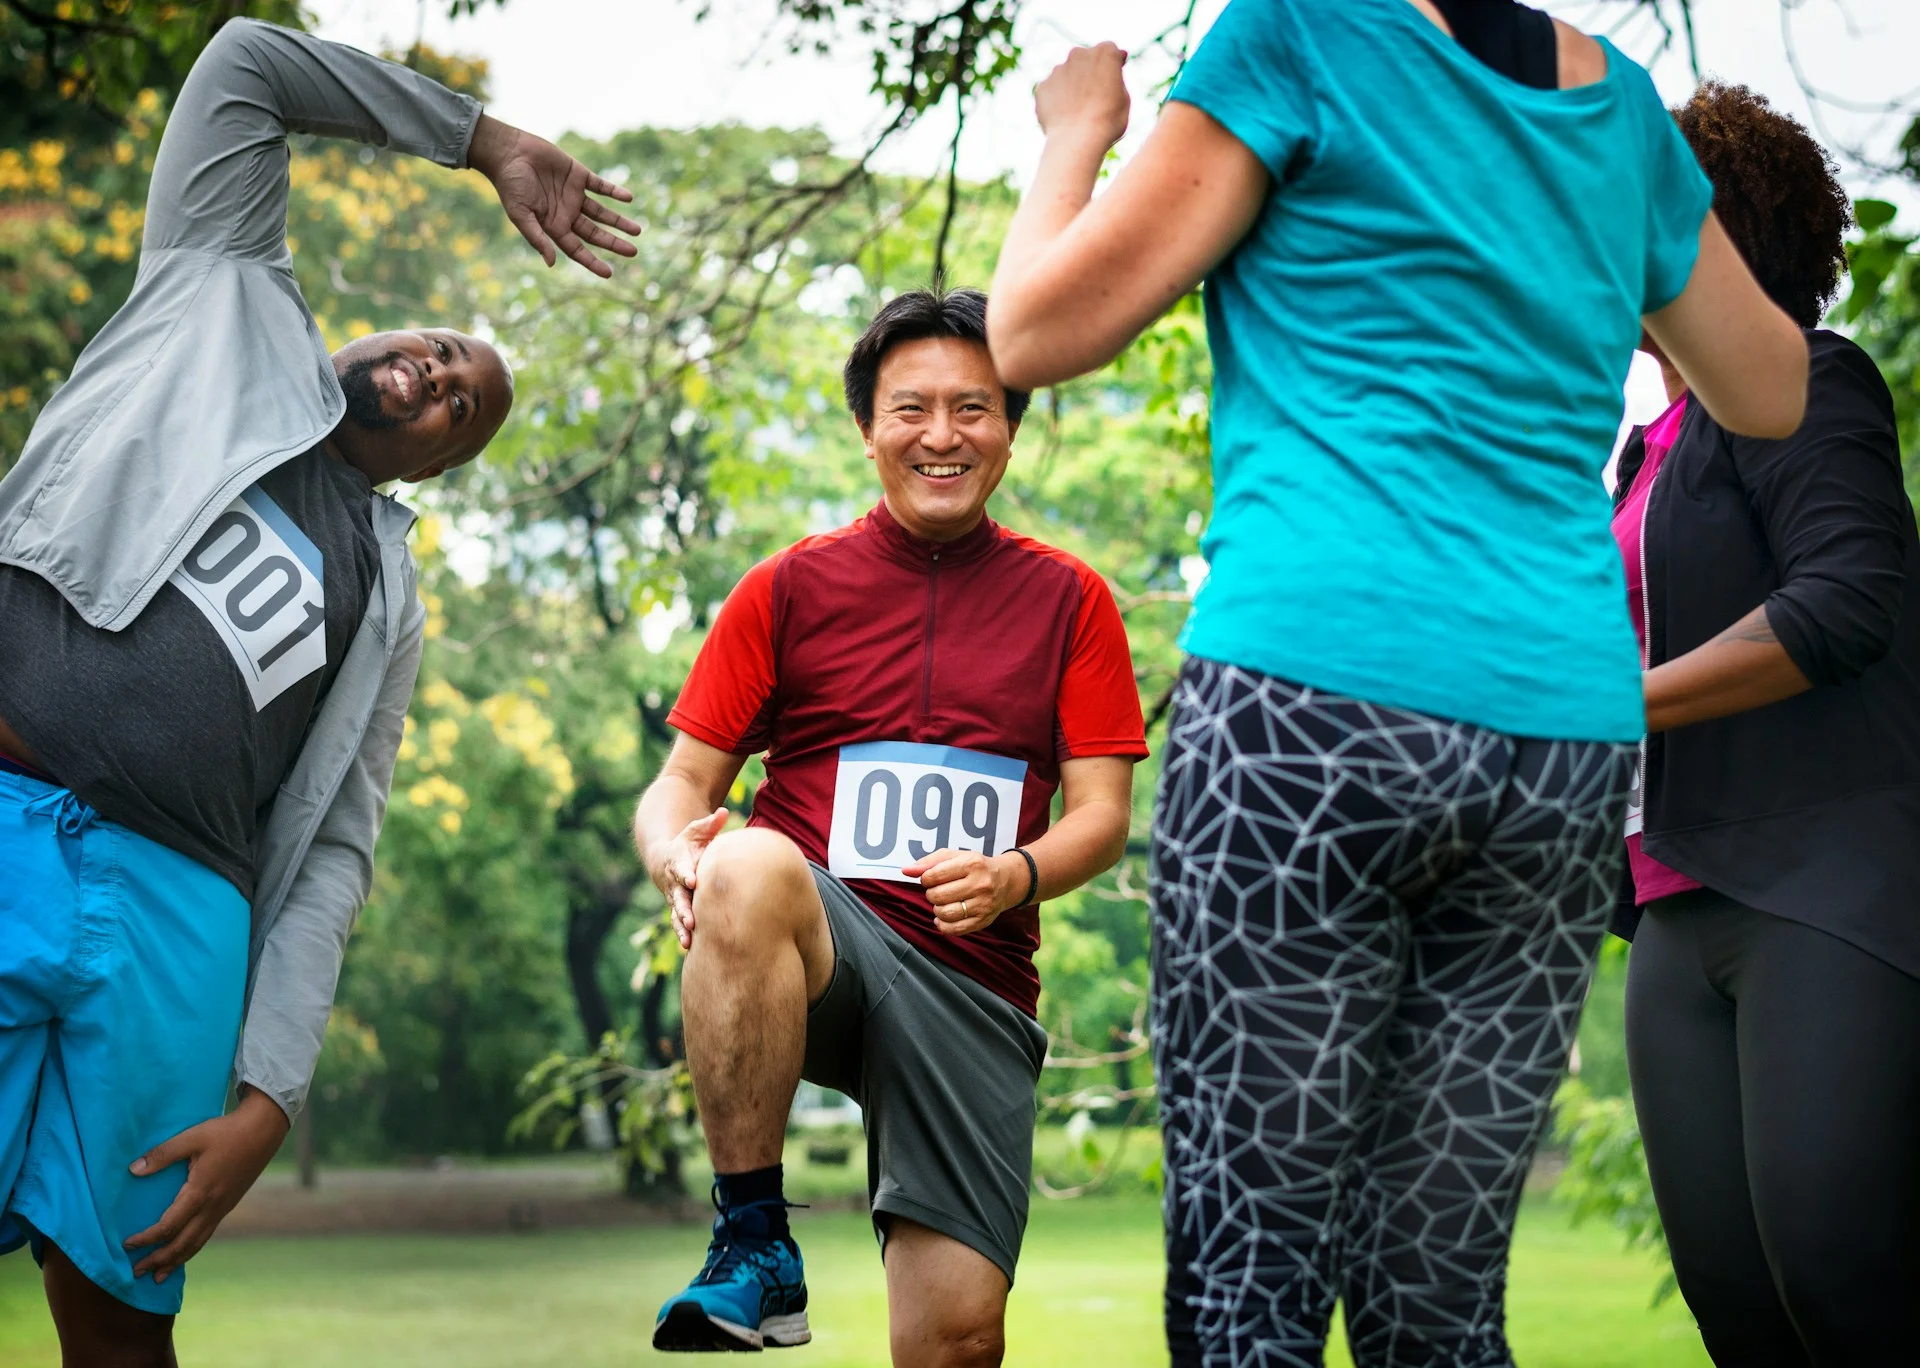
[853,771,1001,861]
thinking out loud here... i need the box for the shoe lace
[694,1184,807,1285]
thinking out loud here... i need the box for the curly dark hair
[1672,81,1853,328]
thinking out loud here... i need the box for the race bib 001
[827,741,1026,884]
[169,487,327,711]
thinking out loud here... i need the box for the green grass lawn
[0,1194,1703,1367]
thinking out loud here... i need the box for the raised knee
[693,828,810,942]
[895,1321,1005,1368]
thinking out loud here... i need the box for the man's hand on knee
[646,806,730,950]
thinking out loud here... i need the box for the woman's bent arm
[1643,604,1812,732]
[1643,214,1810,439]
[989,47,1268,390]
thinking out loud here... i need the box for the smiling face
[326,328,513,486]
[860,336,1019,542]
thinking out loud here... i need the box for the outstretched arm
[989,45,1268,390]
[144,18,637,275]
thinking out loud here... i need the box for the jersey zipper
[921,550,941,727]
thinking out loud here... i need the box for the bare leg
[680,828,835,1172]
[884,1219,1011,1368]
[43,1242,178,1368]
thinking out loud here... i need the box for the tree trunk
[624,1143,685,1202]
[565,894,623,1053]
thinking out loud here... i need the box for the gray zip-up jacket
[0,20,484,1121]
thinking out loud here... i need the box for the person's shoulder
[1551,19,1611,89]
[994,527,1110,598]
[1806,329,1896,421]
[747,518,868,583]
[1808,327,1877,367]
[784,515,871,563]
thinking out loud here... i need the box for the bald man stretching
[0,19,638,1364]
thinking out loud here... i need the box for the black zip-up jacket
[1610,330,1920,977]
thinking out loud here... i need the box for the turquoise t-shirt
[1171,0,1713,742]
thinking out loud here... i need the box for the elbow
[205,15,274,63]
[1720,335,1811,440]
[1095,809,1133,877]
[1731,392,1807,442]
[986,305,1053,393]
[1774,586,1901,686]
[987,293,1105,390]
[1825,619,1898,684]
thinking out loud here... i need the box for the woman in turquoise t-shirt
[987,2,1807,1364]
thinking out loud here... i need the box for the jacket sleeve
[143,18,481,262]
[234,594,426,1122]
[1734,337,1909,687]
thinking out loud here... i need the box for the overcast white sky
[308,0,1920,426]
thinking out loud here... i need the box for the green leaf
[1857,198,1899,233]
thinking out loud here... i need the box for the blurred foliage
[1573,936,1632,1101]
[1553,1076,1676,1307]
[511,1028,698,1196]
[1842,191,1920,508]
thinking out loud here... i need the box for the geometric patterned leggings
[1149,659,1631,1368]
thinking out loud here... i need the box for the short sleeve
[1168,0,1321,181]
[1635,72,1714,314]
[1055,567,1150,761]
[667,555,781,754]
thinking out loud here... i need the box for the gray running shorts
[801,864,1048,1285]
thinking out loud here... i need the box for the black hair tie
[1013,847,1040,908]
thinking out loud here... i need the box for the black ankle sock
[717,1164,790,1241]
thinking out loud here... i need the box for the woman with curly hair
[1615,81,1920,1364]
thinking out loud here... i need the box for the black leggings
[1151,659,1631,1367]
[1626,891,1920,1366]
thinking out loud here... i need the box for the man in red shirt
[635,288,1146,1360]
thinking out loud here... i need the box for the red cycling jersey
[669,500,1148,1015]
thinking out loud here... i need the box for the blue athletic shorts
[0,769,249,1315]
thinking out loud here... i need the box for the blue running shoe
[653,1191,810,1352]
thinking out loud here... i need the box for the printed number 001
[853,771,1001,861]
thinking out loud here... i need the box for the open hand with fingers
[905,848,1026,937]
[648,807,731,950]
[467,113,642,278]
[122,1086,290,1284]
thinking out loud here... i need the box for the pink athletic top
[1613,395,1704,904]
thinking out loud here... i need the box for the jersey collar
[867,498,1001,568]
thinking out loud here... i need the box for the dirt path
[222,1161,866,1238]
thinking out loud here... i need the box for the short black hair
[842,287,1031,427]
[1673,82,1852,328]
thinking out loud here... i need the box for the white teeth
[915,464,966,477]
[390,363,412,403]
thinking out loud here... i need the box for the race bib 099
[827,741,1026,884]
[169,487,327,711]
